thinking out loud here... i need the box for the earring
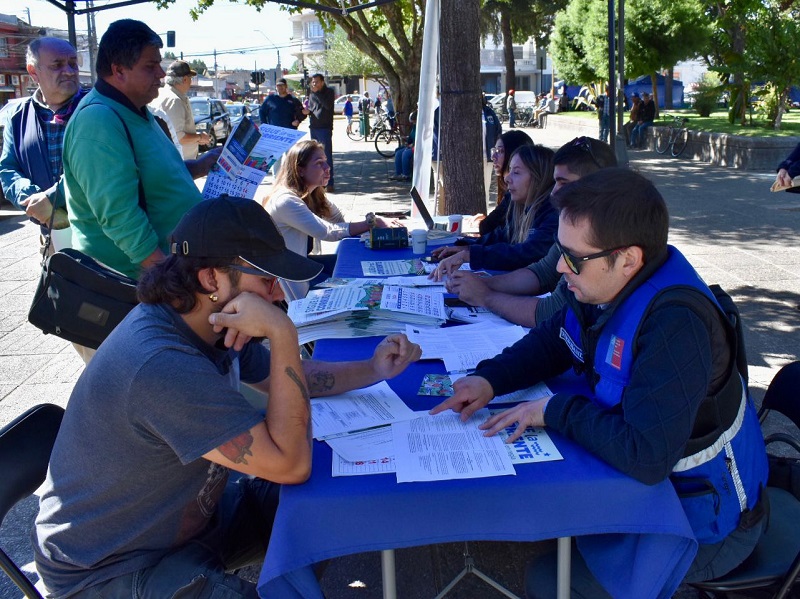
[209,293,219,303]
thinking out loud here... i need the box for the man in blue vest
[432,168,768,598]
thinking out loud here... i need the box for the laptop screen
[410,186,435,230]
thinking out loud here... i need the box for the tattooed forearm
[218,431,254,464]
[285,366,310,401]
[306,369,335,394]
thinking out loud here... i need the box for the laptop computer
[409,187,457,242]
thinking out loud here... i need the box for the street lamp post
[254,29,281,88]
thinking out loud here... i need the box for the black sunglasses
[226,264,279,292]
[553,237,627,275]
[570,136,603,169]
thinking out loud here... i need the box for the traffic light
[166,31,175,47]
[251,71,259,85]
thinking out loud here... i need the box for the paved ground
[1,118,798,598]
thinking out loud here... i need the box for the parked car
[333,94,362,115]
[189,97,231,150]
[490,91,539,112]
[226,102,255,129]
[248,103,262,126]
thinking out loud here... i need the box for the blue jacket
[258,93,305,129]
[475,247,768,544]
[457,194,558,271]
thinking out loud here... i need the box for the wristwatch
[366,212,376,228]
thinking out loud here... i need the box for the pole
[607,0,616,146]
[214,49,218,99]
[66,0,77,48]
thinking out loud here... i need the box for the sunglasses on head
[570,136,603,169]
[553,236,627,275]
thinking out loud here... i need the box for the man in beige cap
[150,59,209,159]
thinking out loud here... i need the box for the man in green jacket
[64,19,217,279]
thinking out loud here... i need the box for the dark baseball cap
[167,60,197,78]
[276,78,287,85]
[170,196,322,283]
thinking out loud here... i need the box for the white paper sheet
[448,375,552,406]
[311,381,416,440]
[332,454,396,477]
[405,322,527,372]
[326,426,394,462]
[380,286,447,320]
[361,259,425,276]
[391,410,516,482]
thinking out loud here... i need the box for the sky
[4,0,301,71]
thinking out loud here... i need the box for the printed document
[332,454,396,477]
[488,409,563,464]
[202,118,306,199]
[380,286,447,320]
[326,425,394,462]
[392,410,516,482]
[311,381,416,440]
[361,259,425,276]
[405,321,527,372]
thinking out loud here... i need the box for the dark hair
[137,255,241,314]
[496,130,534,201]
[552,168,668,265]
[96,19,162,78]
[553,136,617,179]
[311,73,324,81]
[506,144,555,244]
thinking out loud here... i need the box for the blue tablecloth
[332,237,424,278]
[257,238,698,598]
[257,336,697,599]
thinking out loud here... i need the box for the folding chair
[0,404,64,599]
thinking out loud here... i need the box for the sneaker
[388,174,401,181]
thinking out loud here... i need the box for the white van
[490,91,539,112]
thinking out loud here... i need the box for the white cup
[411,229,428,254]
[447,214,463,234]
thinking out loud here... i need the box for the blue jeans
[310,127,334,186]
[70,476,280,599]
[598,114,610,143]
[630,121,653,148]
[394,147,413,177]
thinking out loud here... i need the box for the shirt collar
[95,78,150,120]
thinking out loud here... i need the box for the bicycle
[346,110,392,142]
[655,114,689,157]
[374,127,404,157]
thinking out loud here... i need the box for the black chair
[691,361,800,599]
[0,404,64,599]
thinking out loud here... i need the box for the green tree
[314,28,384,88]
[189,59,207,74]
[550,0,608,85]
[163,50,177,60]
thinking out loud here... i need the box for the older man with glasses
[433,168,768,599]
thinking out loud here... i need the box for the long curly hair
[263,139,332,218]
[506,144,555,244]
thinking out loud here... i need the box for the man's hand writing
[429,250,469,281]
[478,397,551,442]
[369,334,422,379]
[429,376,494,421]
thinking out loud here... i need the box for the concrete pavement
[1,118,799,598]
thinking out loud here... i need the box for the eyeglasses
[490,146,504,159]
[570,136,603,169]
[553,237,627,275]
[226,264,279,293]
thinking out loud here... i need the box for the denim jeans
[70,476,280,599]
[310,127,334,186]
[630,121,653,148]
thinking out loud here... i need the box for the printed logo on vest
[559,327,583,362]
[606,335,625,370]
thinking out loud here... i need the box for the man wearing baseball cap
[150,59,210,159]
[34,196,422,598]
[258,76,305,177]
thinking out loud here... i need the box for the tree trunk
[440,0,485,216]
[651,72,660,120]
[501,10,515,92]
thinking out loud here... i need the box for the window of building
[0,38,8,58]
[305,21,323,39]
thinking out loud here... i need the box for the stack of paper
[287,282,446,344]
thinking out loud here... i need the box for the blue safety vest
[559,246,768,544]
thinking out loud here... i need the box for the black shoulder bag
[27,105,145,349]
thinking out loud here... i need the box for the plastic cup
[448,214,463,234]
[411,229,428,254]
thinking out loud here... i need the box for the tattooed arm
[204,293,312,483]
[301,334,422,397]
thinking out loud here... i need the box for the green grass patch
[552,107,800,138]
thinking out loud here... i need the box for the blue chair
[0,404,64,599]
[690,362,800,599]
